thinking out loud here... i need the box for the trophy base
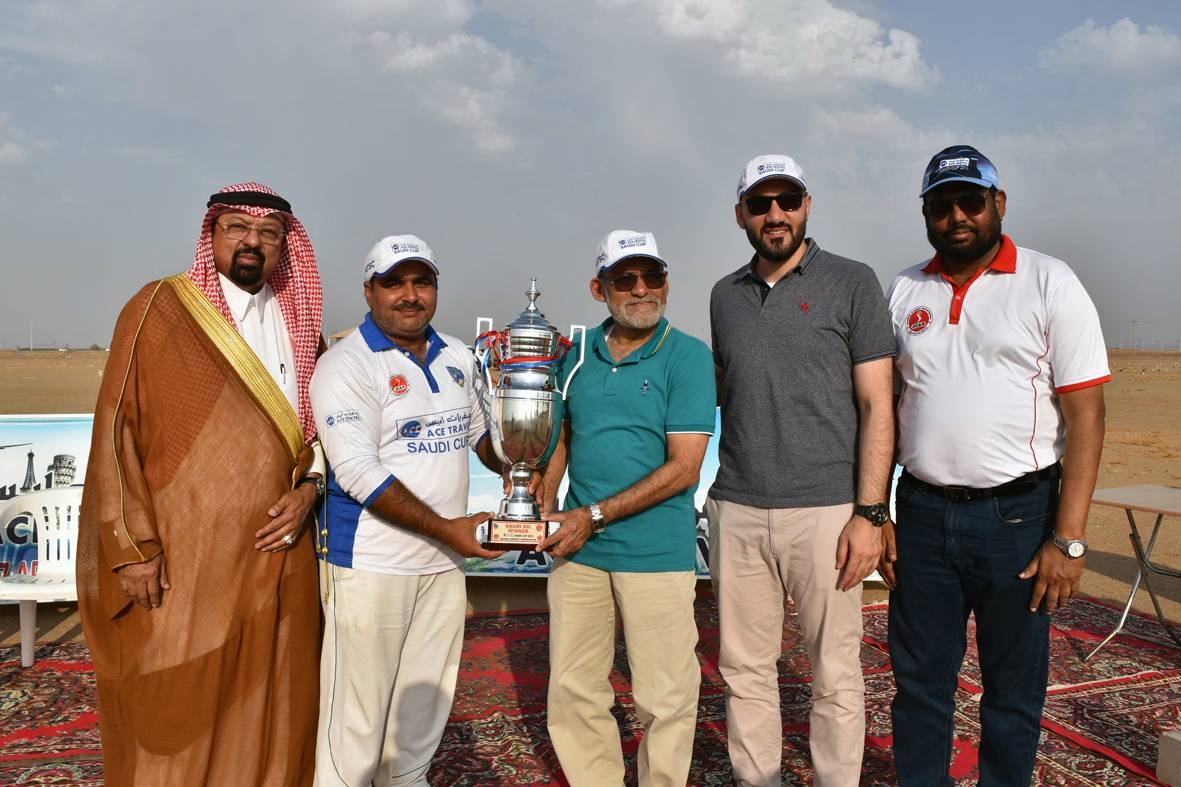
[478,517,559,550]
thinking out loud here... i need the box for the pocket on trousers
[993,493,1050,526]
[894,480,918,509]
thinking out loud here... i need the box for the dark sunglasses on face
[602,270,668,292]
[744,192,806,215]
[923,192,990,221]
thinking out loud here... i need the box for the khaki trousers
[547,558,700,787]
[314,564,465,787]
[707,498,865,787]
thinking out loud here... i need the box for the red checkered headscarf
[187,182,323,444]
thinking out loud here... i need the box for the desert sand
[1,348,1178,645]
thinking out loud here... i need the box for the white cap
[594,230,666,273]
[736,154,807,200]
[363,234,439,282]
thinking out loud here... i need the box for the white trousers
[313,564,466,787]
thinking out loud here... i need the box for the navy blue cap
[920,145,999,197]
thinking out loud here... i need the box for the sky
[1,0,1179,351]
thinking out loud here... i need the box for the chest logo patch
[389,374,411,397]
[446,365,466,388]
[906,306,933,335]
[799,302,809,313]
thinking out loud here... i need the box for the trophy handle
[473,316,496,393]
[560,324,587,400]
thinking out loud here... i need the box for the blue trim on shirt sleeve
[363,474,396,508]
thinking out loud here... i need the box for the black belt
[899,464,1061,503]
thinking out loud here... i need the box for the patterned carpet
[1,597,1177,785]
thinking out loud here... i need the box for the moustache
[233,246,266,264]
[394,303,426,312]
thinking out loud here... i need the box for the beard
[608,296,665,331]
[927,215,1002,265]
[227,246,268,288]
[746,216,807,263]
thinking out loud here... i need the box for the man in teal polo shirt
[539,229,716,786]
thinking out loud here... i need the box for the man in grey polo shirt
[707,154,896,786]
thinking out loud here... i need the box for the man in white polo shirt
[309,235,505,786]
[883,146,1109,786]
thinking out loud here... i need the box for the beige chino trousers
[707,498,865,787]
[547,558,700,786]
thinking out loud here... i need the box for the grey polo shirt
[709,240,896,508]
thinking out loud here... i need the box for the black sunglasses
[923,192,990,221]
[602,271,668,292]
[744,192,806,215]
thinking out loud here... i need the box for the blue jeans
[888,472,1058,786]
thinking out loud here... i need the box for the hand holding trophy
[473,279,585,550]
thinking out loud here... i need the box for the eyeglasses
[602,271,668,292]
[216,220,286,246]
[743,192,806,215]
[923,192,990,221]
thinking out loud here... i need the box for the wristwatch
[1050,534,1088,559]
[854,503,890,527]
[299,474,326,499]
[588,502,607,534]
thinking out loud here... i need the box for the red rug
[1,597,1177,785]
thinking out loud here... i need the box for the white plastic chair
[0,487,81,667]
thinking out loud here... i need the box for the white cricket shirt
[310,315,489,574]
[889,236,1110,488]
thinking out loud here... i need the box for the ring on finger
[283,533,295,545]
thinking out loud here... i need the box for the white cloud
[359,30,523,154]
[602,0,940,92]
[1040,18,1181,75]
[321,0,475,28]
[0,113,30,166]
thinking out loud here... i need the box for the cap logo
[938,157,971,172]
[617,235,647,249]
[906,306,933,335]
[596,252,608,265]
[365,260,377,272]
[757,161,786,174]
[390,242,420,254]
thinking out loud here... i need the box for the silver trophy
[473,279,585,549]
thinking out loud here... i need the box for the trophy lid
[506,278,559,335]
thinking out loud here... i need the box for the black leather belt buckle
[946,486,994,502]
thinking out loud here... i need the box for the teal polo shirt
[559,317,716,572]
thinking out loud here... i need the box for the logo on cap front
[938,157,971,172]
[757,161,786,174]
[618,235,647,249]
[390,242,420,254]
[389,374,411,396]
[906,307,933,335]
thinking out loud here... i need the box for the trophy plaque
[473,279,585,550]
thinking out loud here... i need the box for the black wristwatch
[854,503,890,527]
[299,474,326,499]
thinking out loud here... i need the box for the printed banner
[0,415,92,578]
[0,413,721,579]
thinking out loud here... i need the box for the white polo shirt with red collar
[889,235,1110,488]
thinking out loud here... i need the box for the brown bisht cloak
[77,275,320,786]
